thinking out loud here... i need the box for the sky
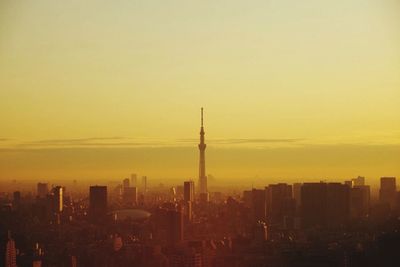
[0,0,399,185]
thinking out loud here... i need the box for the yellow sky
[0,0,399,183]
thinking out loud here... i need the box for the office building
[351,185,370,218]
[266,183,294,225]
[353,176,365,186]
[379,177,396,208]
[292,183,302,209]
[301,182,350,228]
[5,232,17,267]
[89,186,108,218]
[252,189,267,222]
[123,187,138,206]
[131,173,137,187]
[37,183,49,198]
[184,181,195,202]
[142,176,147,193]
[123,178,130,189]
[52,186,63,213]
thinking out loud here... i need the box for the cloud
[177,138,303,145]
[14,137,168,148]
[30,137,125,144]
[3,137,305,149]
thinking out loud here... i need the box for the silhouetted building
[243,190,252,208]
[131,173,137,187]
[89,186,107,219]
[5,232,17,267]
[301,183,327,228]
[37,183,49,198]
[380,177,396,208]
[52,186,63,213]
[184,200,193,222]
[252,189,267,222]
[266,183,294,226]
[142,176,147,193]
[198,108,208,201]
[353,176,365,186]
[166,207,184,246]
[184,181,195,202]
[292,183,302,209]
[123,187,137,206]
[12,191,21,206]
[253,221,268,243]
[301,182,350,228]
[351,185,370,218]
[123,178,130,189]
[326,183,350,227]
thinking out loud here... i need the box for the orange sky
[0,0,399,184]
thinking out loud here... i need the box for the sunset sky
[0,0,399,185]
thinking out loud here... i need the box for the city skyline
[1,2,400,266]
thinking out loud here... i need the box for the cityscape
[1,109,400,267]
[1,1,399,266]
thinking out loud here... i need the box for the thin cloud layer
[2,137,305,149]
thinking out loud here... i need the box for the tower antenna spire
[201,107,204,127]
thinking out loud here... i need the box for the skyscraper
[198,108,208,202]
[266,183,294,226]
[380,177,397,208]
[5,231,17,267]
[131,173,137,187]
[184,181,195,202]
[141,176,147,193]
[123,178,130,189]
[166,206,184,246]
[37,183,49,198]
[123,187,138,206]
[52,186,63,213]
[252,188,267,222]
[184,181,195,222]
[301,182,350,228]
[292,183,302,209]
[89,186,108,219]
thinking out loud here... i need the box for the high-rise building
[123,187,138,206]
[123,178,130,189]
[89,186,108,219]
[13,191,21,206]
[131,173,137,187]
[37,183,49,198]
[292,183,302,209]
[351,185,370,218]
[301,182,350,228]
[326,183,350,227]
[183,181,195,222]
[52,186,63,213]
[380,177,397,208]
[266,183,294,225]
[253,221,268,243]
[142,176,147,192]
[198,108,208,201]
[5,231,17,267]
[252,189,267,222]
[301,183,327,228]
[166,207,184,246]
[243,190,253,208]
[184,181,195,202]
[353,176,365,186]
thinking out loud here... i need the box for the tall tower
[198,108,208,201]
